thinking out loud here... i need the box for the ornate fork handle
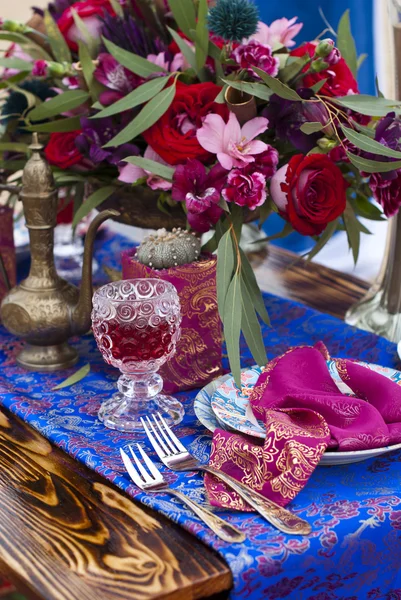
[201,466,311,536]
[166,489,246,543]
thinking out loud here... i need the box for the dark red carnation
[270,154,347,235]
[291,42,358,97]
[45,131,84,169]
[58,0,116,52]
[143,82,229,165]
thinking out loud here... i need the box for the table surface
[0,246,370,600]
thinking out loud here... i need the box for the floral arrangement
[1,0,401,382]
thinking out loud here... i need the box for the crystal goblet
[92,278,184,431]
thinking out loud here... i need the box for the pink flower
[95,53,141,106]
[147,51,188,73]
[232,40,279,78]
[222,168,267,210]
[2,43,32,78]
[62,76,80,90]
[250,17,303,49]
[119,146,172,191]
[32,60,48,77]
[196,112,269,170]
[171,159,227,233]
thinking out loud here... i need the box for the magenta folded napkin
[205,344,401,510]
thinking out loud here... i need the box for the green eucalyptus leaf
[350,119,375,138]
[0,32,52,60]
[240,277,267,367]
[72,185,117,227]
[52,363,90,390]
[216,229,235,318]
[73,181,85,215]
[26,116,82,133]
[214,83,228,103]
[346,152,401,173]
[72,8,99,57]
[92,76,170,119]
[0,142,30,154]
[0,58,32,71]
[342,125,401,159]
[332,94,401,117]
[257,222,293,243]
[195,0,209,71]
[167,26,197,71]
[168,0,197,38]
[279,54,309,83]
[352,195,385,220]
[109,0,124,17]
[258,201,272,229]
[253,67,302,101]
[239,249,270,325]
[223,274,242,387]
[103,37,166,77]
[305,219,338,262]
[28,90,89,122]
[104,83,176,148]
[310,79,328,94]
[357,53,367,71]
[44,9,72,63]
[78,42,103,101]
[221,78,272,102]
[300,121,324,134]
[337,9,357,77]
[123,156,175,180]
[343,201,360,263]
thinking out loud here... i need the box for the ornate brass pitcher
[0,134,119,371]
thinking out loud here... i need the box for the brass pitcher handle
[166,489,246,543]
[202,466,311,536]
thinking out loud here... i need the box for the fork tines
[120,444,162,487]
[141,413,186,459]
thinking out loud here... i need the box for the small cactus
[136,228,201,269]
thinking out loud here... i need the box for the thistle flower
[102,13,163,57]
[208,0,259,43]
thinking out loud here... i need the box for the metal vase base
[16,343,78,372]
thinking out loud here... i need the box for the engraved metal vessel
[0,134,118,371]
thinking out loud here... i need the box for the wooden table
[0,248,370,600]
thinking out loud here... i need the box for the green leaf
[253,67,302,101]
[357,53,367,71]
[258,201,272,229]
[72,185,117,228]
[103,37,166,77]
[0,142,30,154]
[78,42,103,102]
[239,249,270,326]
[337,9,357,77]
[332,94,401,117]
[44,9,72,63]
[279,54,309,83]
[92,76,170,119]
[167,26,197,71]
[223,274,242,387]
[0,32,52,60]
[352,195,385,221]
[214,83,228,103]
[257,222,293,244]
[72,8,98,57]
[221,78,272,102]
[346,152,401,173]
[375,75,384,98]
[240,277,267,367]
[310,79,328,94]
[216,229,235,318]
[109,0,124,17]
[104,83,176,147]
[26,116,82,133]
[0,58,32,71]
[168,0,197,38]
[343,201,360,263]
[342,125,401,160]
[123,156,175,180]
[350,119,375,138]
[52,363,90,390]
[28,90,89,122]
[300,121,324,134]
[195,0,208,71]
[305,219,338,261]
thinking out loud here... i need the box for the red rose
[58,0,115,52]
[270,154,347,236]
[143,82,229,165]
[45,131,84,169]
[291,42,358,97]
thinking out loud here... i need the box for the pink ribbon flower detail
[196,112,269,170]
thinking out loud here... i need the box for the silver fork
[141,414,312,536]
[120,444,245,543]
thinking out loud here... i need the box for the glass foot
[98,392,185,432]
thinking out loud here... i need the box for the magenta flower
[232,40,279,78]
[197,112,269,170]
[94,53,142,106]
[253,146,279,179]
[222,167,267,210]
[249,17,303,48]
[119,146,172,191]
[32,60,48,77]
[146,51,188,73]
[172,159,227,233]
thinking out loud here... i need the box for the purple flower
[232,40,279,78]
[94,53,142,106]
[172,159,227,233]
[102,12,163,57]
[222,167,267,210]
[76,116,138,165]
[32,59,48,77]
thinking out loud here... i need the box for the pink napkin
[205,344,401,510]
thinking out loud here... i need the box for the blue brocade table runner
[2,231,401,600]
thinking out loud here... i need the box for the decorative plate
[194,362,401,466]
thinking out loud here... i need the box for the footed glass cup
[92,279,184,431]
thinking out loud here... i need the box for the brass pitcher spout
[73,209,119,335]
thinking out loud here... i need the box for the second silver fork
[141,414,312,536]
